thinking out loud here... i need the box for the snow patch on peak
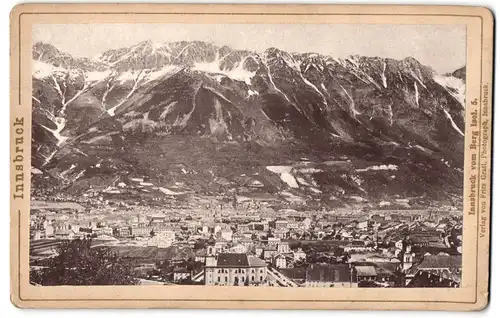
[85,70,112,82]
[433,74,465,108]
[32,60,66,79]
[146,65,182,83]
[150,41,169,55]
[193,61,255,85]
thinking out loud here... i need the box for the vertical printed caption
[12,116,26,200]
[468,83,490,239]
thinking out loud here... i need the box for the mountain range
[31,40,466,210]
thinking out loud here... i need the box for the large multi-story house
[272,254,288,268]
[117,226,131,238]
[277,241,291,254]
[132,226,153,237]
[305,264,357,288]
[405,254,462,286]
[204,253,268,286]
[263,247,279,261]
[354,265,378,282]
[147,230,175,248]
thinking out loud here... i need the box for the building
[238,224,251,232]
[221,230,233,241]
[118,226,131,238]
[277,241,291,254]
[395,239,404,250]
[254,245,264,258]
[409,231,443,248]
[305,264,357,288]
[356,220,369,230]
[268,237,281,247]
[286,222,299,230]
[31,230,43,240]
[173,267,191,282]
[293,248,306,261]
[214,240,227,253]
[240,238,254,249]
[230,244,247,254]
[302,217,312,229]
[214,224,222,234]
[204,253,268,286]
[147,230,175,248]
[44,224,54,238]
[407,254,462,284]
[54,229,75,240]
[94,227,113,236]
[273,254,287,269]
[132,226,153,237]
[275,220,288,230]
[194,249,207,262]
[342,241,371,252]
[402,247,415,271]
[406,270,460,288]
[374,263,399,285]
[263,247,278,260]
[355,265,378,282]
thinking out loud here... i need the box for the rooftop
[407,270,460,287]
[216,253,249,267]
[306,264,351,283]
[418,255,462,269]
[355,265,377,277]
[248,255,267,267]
[345,240,366,247]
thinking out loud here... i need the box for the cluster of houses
[30,198,462,288]
[197,236,461,288]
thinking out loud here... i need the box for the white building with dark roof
[204,253,268,286]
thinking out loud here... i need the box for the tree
[193,239,207,250]
[341,251,351,263]
[30,238,139,286]
[334,247,344,257]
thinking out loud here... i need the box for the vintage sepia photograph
[28,22,467,289]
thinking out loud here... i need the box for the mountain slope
[30,41,466,209]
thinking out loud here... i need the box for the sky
[33,23,466,73]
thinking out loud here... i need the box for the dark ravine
[31,40,466,209]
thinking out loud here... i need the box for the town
[29,190,463,288]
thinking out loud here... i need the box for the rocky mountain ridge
[31,40,466,210]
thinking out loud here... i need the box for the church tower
[402,242,414,271]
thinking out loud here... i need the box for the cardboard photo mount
[10,3,493,310]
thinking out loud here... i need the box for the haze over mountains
[31,40,466,209]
